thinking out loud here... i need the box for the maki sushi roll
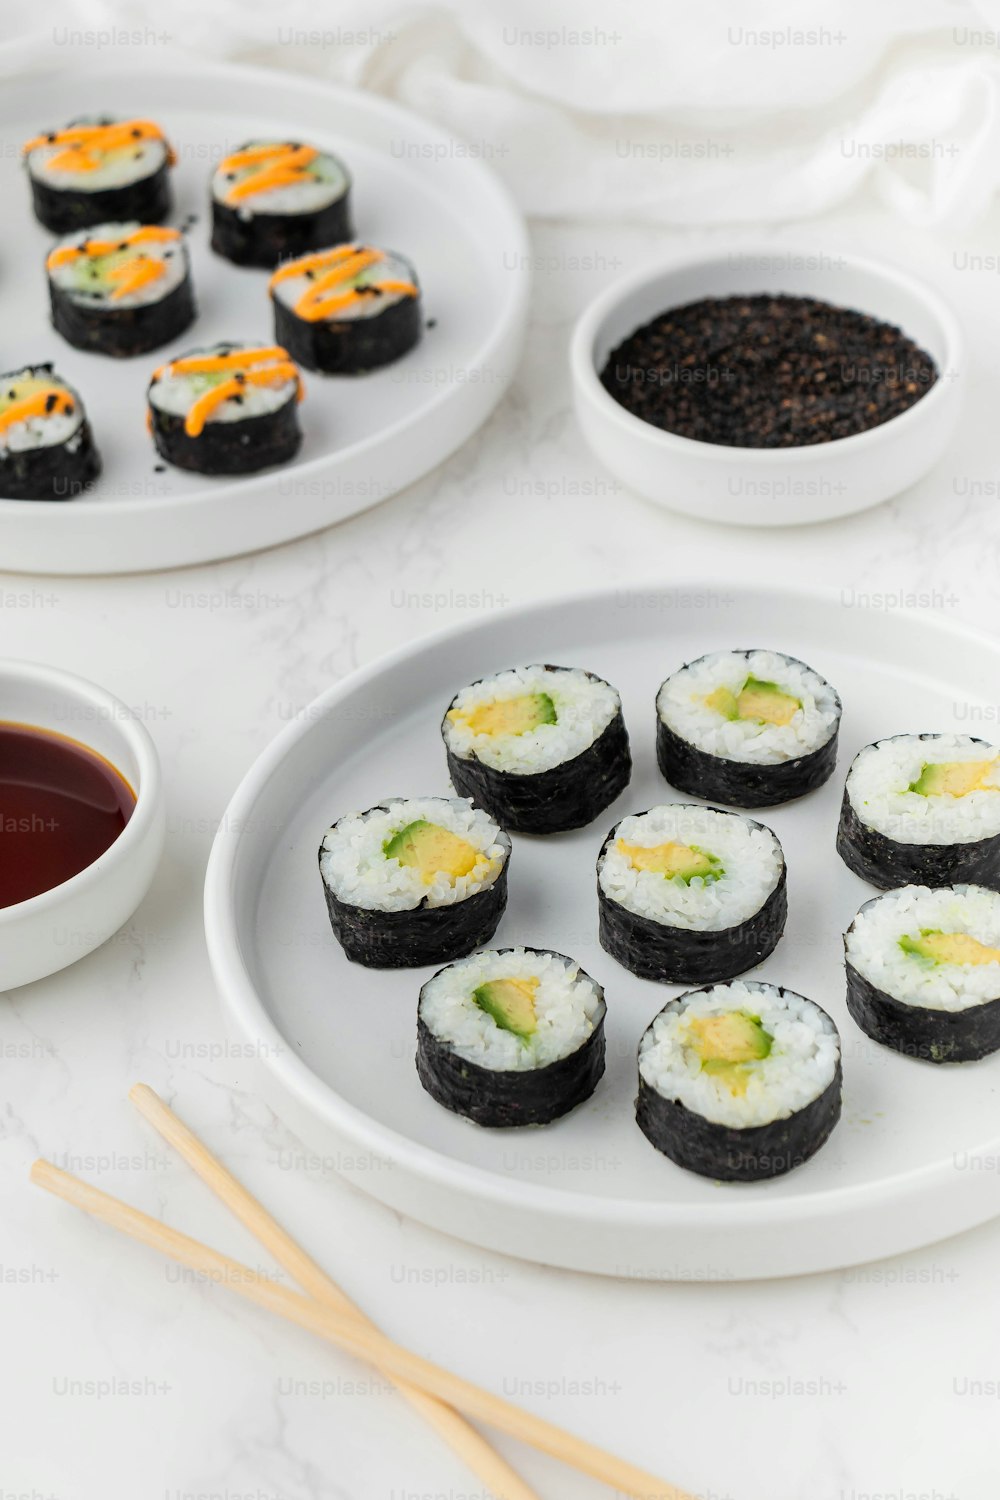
[443,665,631,835]
[270,244,421,374]
[597,804,786,984]
[22,117,175,234]
[319,797,510,968]
[46,223,195,357]
[636,981,842,1181]
[837,734,1000,890]
[656,650,842,808]
[210,141,353,268]
[845,884,1000,1063]
[417,947,607,1127]
[147,343,304,476]
[0,365,101,501]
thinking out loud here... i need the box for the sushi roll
[837,734,1000,891]
[597,804,786,984]
[46,223,195,358]
[270,244,421,374]
[636,981,842,1181]
[22,117,175,234]
[319,797,510,968]
[417,947,606,1127]
[442,665,631,835]
[210,141,353,268]
[656,650,842,808]
[845,885,1000,1064]
[0,365,101,501]
[147,343,304,476]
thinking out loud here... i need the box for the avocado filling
[686,1009,772,1095]
[705,676,800,728]
[450,692,557,737]
[0,374,69,415]
[899,929,1000,967]
[909,760,997,797]
[383,820,479,884]
[472,977,538,1041]
[616,838,723,884]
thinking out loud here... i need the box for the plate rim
[204,580,1000,1236]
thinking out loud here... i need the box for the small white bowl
[570,246,964,526]
[0,661,165,990]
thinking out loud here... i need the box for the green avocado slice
[472,977,538,1041]
[382,820,478,882]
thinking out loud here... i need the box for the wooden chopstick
[31,1158,691,1500]
[127,1084,539,1500]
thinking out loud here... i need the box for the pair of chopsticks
[31,1084,693,1500]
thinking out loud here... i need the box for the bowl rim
[0,658,163,924]
[570,242,964,465]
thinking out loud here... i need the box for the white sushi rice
[27,130,168,191]
[320,796,507,912]
[419,947,604,1071]
[657,650,840,766]
[846,884,1000,1012]
[598,804,782,931]
[48,222,188,309]
[148,344,297,424]
[639,981,840,1129]
[0,369,83,454]
[272,248,416,322]
[845,734,1000,844]
[211,143,348,217]
[443,665,620,776]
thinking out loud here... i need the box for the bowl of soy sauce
[0,660,164,989]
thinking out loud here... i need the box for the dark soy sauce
[0,721,135,908]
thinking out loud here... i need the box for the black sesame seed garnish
[44,393,58,413]
[599,293,939,449]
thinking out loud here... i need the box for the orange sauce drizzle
[268,245,418,322]
[221,143,319,204]
[150,347,304,437]
[0,388,75,434]
[46,225,179,270]
[23,120,176,172]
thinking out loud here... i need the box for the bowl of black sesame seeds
[570,245,963,526]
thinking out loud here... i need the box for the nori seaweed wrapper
[148,393,302,476]
[636,1064,842,1181]
[636,985,843,1181]
[274,287,422,375]
[28,162,172,235]
[211,193,353,269]
[416,951,607,1126]
[836,771,1000,892]
[318,815,510,969]
[0,421,101,501]
[50,271,196,358]
[443,667,632,835]
[845,957,1000,1064]
[655,651,841,808]
[597,812,787,984]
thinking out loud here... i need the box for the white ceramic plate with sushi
[205,582,1000,1281]
[0,56,529,574]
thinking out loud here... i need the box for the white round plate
[205,584,1000,1281]
[0,58,529,574]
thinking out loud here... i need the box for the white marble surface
[4,198,1000,1500]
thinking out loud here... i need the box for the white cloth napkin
[7,0,1000,226]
